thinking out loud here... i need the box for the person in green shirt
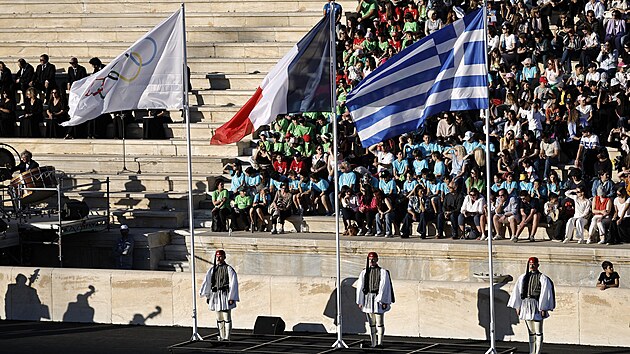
[231,187,253,231]
[211,180,231,232]
[357,0,377,29]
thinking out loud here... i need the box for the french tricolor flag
[210,13,333,145]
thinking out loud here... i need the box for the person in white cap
[200,250,239,341]
[113,225,134,269]
[356,252,394,348]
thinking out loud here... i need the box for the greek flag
[346,9,488,148]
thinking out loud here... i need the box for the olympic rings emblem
[85,37,158,99]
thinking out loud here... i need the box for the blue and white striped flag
[346,9,488,148]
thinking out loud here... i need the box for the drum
[0,147,15,181]
[9,166,58,204]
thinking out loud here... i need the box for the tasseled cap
[528,257,539,264]
[216,250,226,257]
[368,252,378,259]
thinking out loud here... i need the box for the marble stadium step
[0,26,314,43]
[0,41,294,59]
[158,260,189,272]
[2,0,353,15]
[0,57,277,77]
[111,209,188,228]
[205,73,267,90]
[59,173,212,193]
[64,190,207,211]
[164,244,189,261]
[189,89,257,106]
[3,138,247,158]
[238,215,566,242]
[33,154,228,175]
[179,105,240,123]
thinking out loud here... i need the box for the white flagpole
[182,3,203,342]
[329,3,347,349]
[482,3,498,354]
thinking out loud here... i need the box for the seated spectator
[309,174,332,215]
[458,188,487,240]
[575,127,600,179]
[340,186,359,234]
[270,182,293,234]
[513,190,542,242]
[493,188,520,240]
[211,180,230,233]
[588,186,612,244]
[607,187,630,244]
[375,189,395,237]
[250,188,271,232]
[597,261,620,290]
[231,187,252,231]
[465,167,485,195]
[591,170,615,198]
[544,193,562,241]
[563,186,591,244]
[539,132,560,180]
[356,184,378,236]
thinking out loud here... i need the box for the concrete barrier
[0,266,627,347]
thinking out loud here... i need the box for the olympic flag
[63,8,184,126]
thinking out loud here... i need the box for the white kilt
[208,289,235,312]
[519,298,543,321]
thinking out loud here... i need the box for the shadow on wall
[62,285,96,323]
[323,277,366,334]
[4,269,50,321]
[477,281,519,341]
[130,306,162,325]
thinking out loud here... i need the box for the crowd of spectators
[0,55,172,139]
[212,0,630,245]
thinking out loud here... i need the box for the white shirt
[614,197,630,218]
[460,195,486,214]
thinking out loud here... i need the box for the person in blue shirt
[402,135,418,160]
[501,172,519,197]
[251,188,272,232]
[412,150,429,176]
[295,173,312,215]
[244,166,262,188]
[431,151,447,179]
[402,172,419,197]
[378,170,398,197]
[491,173,503,194]
[462,131,482,155]
[338,162,357,191]
[226,161,245,195]
[392,151,409,183]
[310,174,332,215]
[323,0,343,24]
[418,133,441,157]
[591,170,615,198]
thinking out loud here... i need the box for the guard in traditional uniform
[356,251,394,348]
[200,249,239,341]
[508,257,556,354]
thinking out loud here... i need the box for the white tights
[216,310,232,341]
[366,313,384,347]
[525,320,543,354]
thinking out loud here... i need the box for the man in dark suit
[15,58,34,102]
[32,54,57,102]
[10,150,39,174]
[0,61,12,93]
[67,57,88,91]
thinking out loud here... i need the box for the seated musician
[11,150,39,174]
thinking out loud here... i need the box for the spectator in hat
[113,225,134,269]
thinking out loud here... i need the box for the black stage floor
[1,321,627,354]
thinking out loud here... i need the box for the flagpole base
[485,347,498,354]
[190,332,203,342]
[117,167,137,175]
[331,339,348,348]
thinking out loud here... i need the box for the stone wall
[0,266,627,347]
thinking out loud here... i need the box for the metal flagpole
[182,3,203,342]
[329,2,347,349]
[482,3,498,353]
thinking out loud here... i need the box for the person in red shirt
[289,152,304,174]
[272,154,288,174]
